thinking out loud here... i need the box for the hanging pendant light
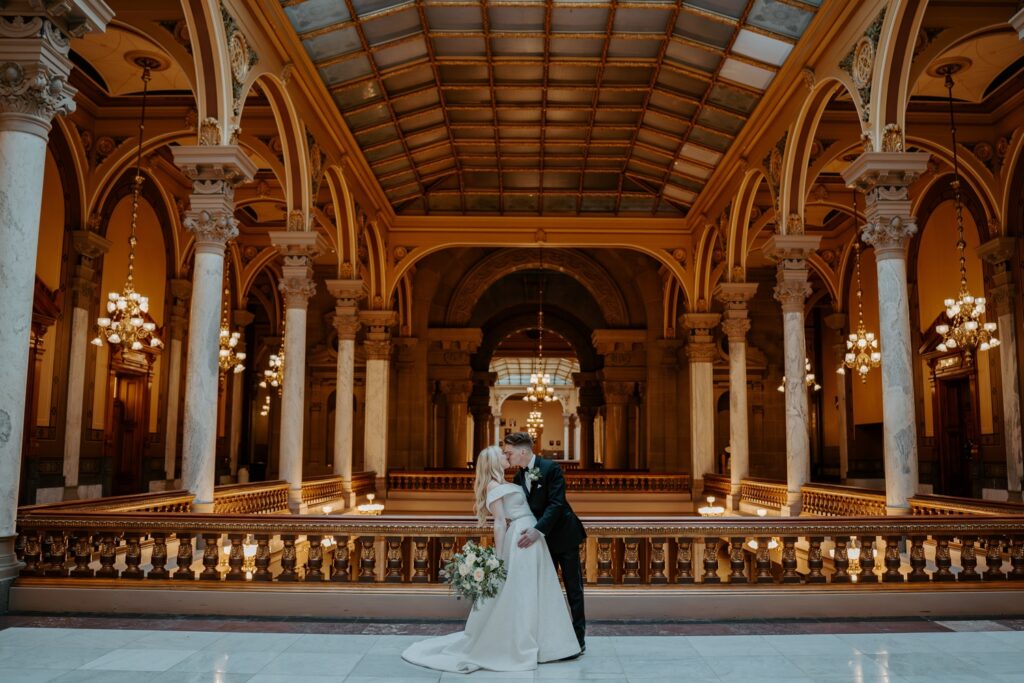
[839,190,882,382]
[778,358,821,393]
[91,58,164,352]
[526,247,556,403]
[526,408,544,439]
[218,260,245,377]
[259,321,285,395]
[934,63,999,357]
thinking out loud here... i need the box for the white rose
[458,562,471,576]
[486,557,499,570]
[465,553,477,565]
[473,567,485,582]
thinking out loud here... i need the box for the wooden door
[935,376,978,497]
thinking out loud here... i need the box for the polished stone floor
[0,617,1021,682]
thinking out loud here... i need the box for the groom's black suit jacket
[513,456,586,555]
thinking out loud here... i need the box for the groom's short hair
[503,432,533,449]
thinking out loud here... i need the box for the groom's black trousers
[551,548,586,646]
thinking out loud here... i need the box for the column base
[191,501,214,513]
[1007,490,1023,503]
[0,535,22,615]
[780,491,802,517]
[62,486,80,501]
[288,490,302,515]
[726,493,741,511]
[886,505,911,516]
[691,478,704,499]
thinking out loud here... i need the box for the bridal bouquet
[444,540,507,608]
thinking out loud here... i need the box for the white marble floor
[0,626,1022,683]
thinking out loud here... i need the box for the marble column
[715,284,757,509]
[326,279,364,503]
[572,414,580,460]
[766,234,821,515]
[161,280,190,487]
[601,382,632,470]
[577,405,596,469]
[441,380,472,468]
[63,231,111,499]
[271,231,321,513]
[361,310,397,494]
[824,312,851,482]
[228,310,254,479]
[173,145,256,512]
[844,152,929,514]
[562,414,570,459]
[0,0,111,611]
[978,237,1023,500]
[682,313,720,495]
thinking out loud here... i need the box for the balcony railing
[388,470,690,493]
[13,512,1024,587]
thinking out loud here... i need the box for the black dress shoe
[556,645,584,662]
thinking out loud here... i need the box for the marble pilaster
[162,280,190,485]
[441,380,472,468]
[0,0,112,612]
[844,152,929,514]
[271,231,321,513]
[326,279,365,502]
[824,313,851,482]
[978,237,1023,499]
[62,230,110,498]
[601,381,632,470]
[682,313,720,494]
[361,310,398,494]
[562,414,570,459]
[766,234,821,515]
[715,283,757,509]
[572,414,580,460]
[174,145,256,512]
[228,309,254,478]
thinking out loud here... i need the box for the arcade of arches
[3,0,1024,613]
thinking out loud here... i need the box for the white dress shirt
[524,454,537,493]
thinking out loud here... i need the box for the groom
[503,432,587,653]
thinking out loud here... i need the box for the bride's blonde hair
[474,445,506,525]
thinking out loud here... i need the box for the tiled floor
[0,620,1021,682]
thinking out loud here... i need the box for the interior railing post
[882,536,903,583]
[650,537,667,584]
[676,536,694,584]
[411,537,429,583]
[959,535,980,581]
[19,530,41,577]
[1010,535,1024,581]
[781,536,800,584]
[983,535,1006,581]
[200,533,221,581]
[908,536,929,582]
[597,538,614,585]
[331,535,351,582]
[122,533,144,580]
[96,534,118,579]
[71,531,94,578]
[622,537,641,584]
[358,536,376,582]
[149,532,169,579]
[755,537,773,583]
[174,532,195,580]
[832,536,851,584]
[253,534,272,581]
[805,537,826,584]
[44,530,67,578]
[225,534,245,581]
[438,537,455,583]
[279,534,299,582]
[728,537,746,584]
[859,536,878,584]
[702,537,720,584]
[305,535,325,582]
[385,536,403,583]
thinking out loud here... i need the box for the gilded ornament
[881,124,904,153]
[851,37,874,89]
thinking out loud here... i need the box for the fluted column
[161,280,190,486]
[0,0,112,612]
[844,152,929,514]
[62,231,111,498]
[326,279,364,502]
[271,231,321,512]
[978,237,1023,500]
[715,284,757,509]
[228,310,254,479]
[767,234,821,515]
[441,380,472,468]
[361,310,397,494]
[682,313,720,495]
[824,313,851,482]
[173,146,256,512]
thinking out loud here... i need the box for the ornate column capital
[720,318,750,340]
[602,380,634,404]
[842,151,930,259]
[766,234,817,313]
[360,309,397,361]
[977,236,1018,269]
[841,151,931,193]
[715,282,756,341]
[681,313,720,363]
[271,231,322,310]
[174,145,257,254]
[68,229,110,308]
[440,379,473,403]
[1010,5,1024,40]
[326,278,367,308]
[233,309,254,329]
[0,5,112,136]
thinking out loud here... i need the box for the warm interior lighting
[778,357,820,393]
[839,192,881,382]
[218,261,245,377]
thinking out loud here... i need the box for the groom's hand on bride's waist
[518,527,542,548]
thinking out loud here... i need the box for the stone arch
[725,169,766,280]
[907,136,1000,230]
[1004,129,1024,237]
[362,217,389,309]
[868,0,928,149]
[180,0,234,141]
[95,169,179,278]
[250,73,310,225]
[473,309,601,375]
[325,165,359,277]
[445,249,629,327]
[48,118,86,231]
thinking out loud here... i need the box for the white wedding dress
[402,483,581,672]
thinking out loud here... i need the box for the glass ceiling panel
[283,0,819,214]
[491,358,580,386]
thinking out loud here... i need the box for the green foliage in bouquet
[443,540,507,609]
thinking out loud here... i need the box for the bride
[401,445,581,672]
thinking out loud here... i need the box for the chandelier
[778,357,821,393]
[218,261,245,377]
[839,190,881,382]
[934,63,998,356]
[91,58,163,353]
[526,408,544,439]
[526,248,556,403]
[259,350,284,392]
[259,394,271,417]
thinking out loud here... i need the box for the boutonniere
[525,467,542,484]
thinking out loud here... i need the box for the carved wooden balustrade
[388,470,690,493]
[13,512,1024,588]
[213,481,290,515]
[702,474,731,500]
[739,478,789,511]
[300,476,345,508]
[349,471,377,499]
[17,490,194,515]
[910,494,1024,517]
[801,484,887,517]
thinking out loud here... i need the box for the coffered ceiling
[281,0,821,215]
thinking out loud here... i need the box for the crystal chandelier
[259,350,284,392]
[839,190,881,382]
[778,357,821,393]
[526,248,556,403]
[218,262,245,377]
[526,408,544,439]
[934,64,999,357]
[91,58,163,353]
